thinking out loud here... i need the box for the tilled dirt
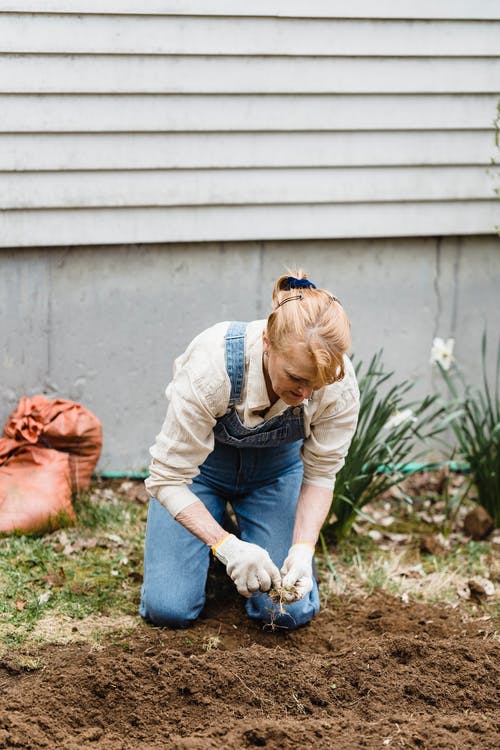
[0,589,498,750]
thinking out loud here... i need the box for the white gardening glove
[214,534,281,598]
[280,543,315,603]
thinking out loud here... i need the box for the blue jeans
[139,442,320,630]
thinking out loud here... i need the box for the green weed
[437,332,500,526]
[326,351,443,542]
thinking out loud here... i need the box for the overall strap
[225,321,248,405]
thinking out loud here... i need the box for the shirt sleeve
[301,382,360,492]
[144,331,230,517]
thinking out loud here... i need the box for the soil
[0,579,498,750]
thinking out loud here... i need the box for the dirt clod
[463,506,494,540]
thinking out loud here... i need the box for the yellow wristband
[211,532,231,556]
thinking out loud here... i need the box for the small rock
[463,506,494,540]
[456,583,471,599]
[468,577,495,600]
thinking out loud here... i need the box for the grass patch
[1,475,498,651]
[0,481,147,650]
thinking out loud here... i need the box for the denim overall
[140,322,320,629]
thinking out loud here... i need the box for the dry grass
[324,549,472,601]
[319,496,500,621]
[31,613,140,646]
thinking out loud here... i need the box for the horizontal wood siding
[1,167,497,209]
[0,4,499,247]
[1,95,496,132]
[0,132,494,171]
[1,1,500,20]
[1,204,497,247]
[1,16,500,56]
[2,56,500,94]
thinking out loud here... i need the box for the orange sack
[0,439,74,534]
[3,395,103,492]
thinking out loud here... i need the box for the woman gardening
[140,271,360,630]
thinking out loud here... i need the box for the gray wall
[1,235,499,472]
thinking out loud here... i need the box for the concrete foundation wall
[1,235,499,472]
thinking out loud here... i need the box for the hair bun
[285,276,317,290]
[276,269,308,293]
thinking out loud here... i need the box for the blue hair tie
[286,276,317,290]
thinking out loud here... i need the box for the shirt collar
[246,323,271,412]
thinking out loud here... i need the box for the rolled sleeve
[145,332,230,517]
[154,484,201,518]
[301,386,360,492]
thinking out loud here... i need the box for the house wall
[1,1,499,246]
[1,236,499,472]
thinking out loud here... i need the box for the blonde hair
[266,269,351,385]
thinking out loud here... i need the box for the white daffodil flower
[430,337,455,370]
[383,408,417,431]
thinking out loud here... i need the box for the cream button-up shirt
[146,320,360,517]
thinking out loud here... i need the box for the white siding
[2,2,500,20]
[1,95,495,132]
[1,167,497,209]
[2,204,497,248]
[0,132,494,171]
[2,16,500,55]
[0,3,499,247]
[2,57,500,94]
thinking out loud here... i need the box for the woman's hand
[214,534,281,598]
[280,543,315,602]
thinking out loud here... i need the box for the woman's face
[262,332,323,406]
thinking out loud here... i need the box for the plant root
[268,584,298,615]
